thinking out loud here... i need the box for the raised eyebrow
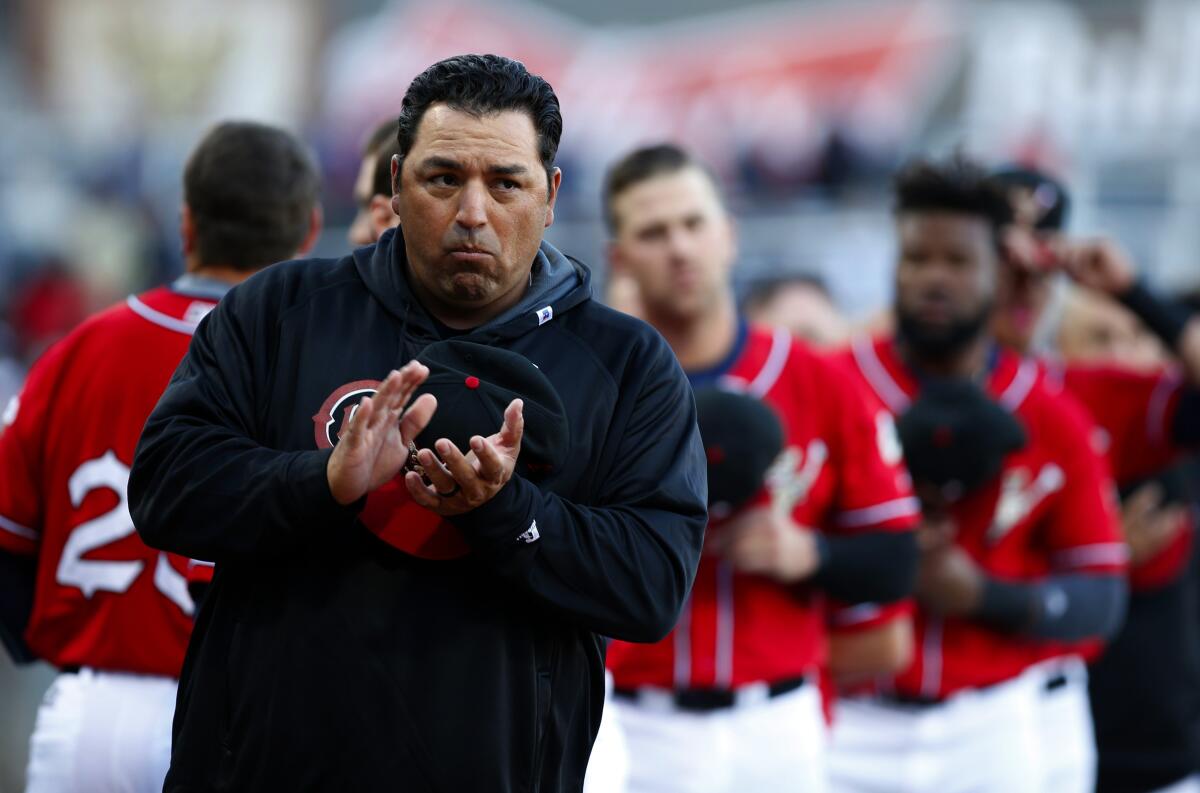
[489,164,530,177]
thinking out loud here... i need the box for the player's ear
[296,205,323,256]
[180,205,196,258]
[544,167,562,230]
[390,155,403,217]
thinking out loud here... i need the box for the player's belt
[614,676,807,712]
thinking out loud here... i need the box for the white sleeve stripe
[0,514,37,540]
[188,559,215,569]
[836,496,921,528]
[1051,543,1130,569]
[998,359,1037,412]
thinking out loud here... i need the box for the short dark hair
[363,119,401,198]
[396,54,561,188]
[184,121,319,271]
[743,273,832,314]
[602,143,721,234]
[893,155,1013,245]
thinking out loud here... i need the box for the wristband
[976,577,1038,631]
[1117,280,1193,350]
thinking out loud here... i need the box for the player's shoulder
[1019,359,1098,448]
[231,255,359,311]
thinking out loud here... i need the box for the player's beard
[896,300,993,362]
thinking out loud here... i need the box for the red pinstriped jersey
[1044,360,1193,591]
[0,286,218,676]
[608,325,919,689]
[835,335,1126,699]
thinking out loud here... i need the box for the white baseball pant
[615,679,828,793]
[828,668,1044,793]
[24,668,176,793]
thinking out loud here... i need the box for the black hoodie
[130,229,707,793]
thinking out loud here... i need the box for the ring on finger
[436,482,462,499]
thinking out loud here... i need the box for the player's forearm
[813,531,919,605]
[450,473,706,644]
[976,573,1127,641]
[131,423,359,561]
[0,548,36,663]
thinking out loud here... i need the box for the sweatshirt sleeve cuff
[287,449,365,528]
[448,474,540,554]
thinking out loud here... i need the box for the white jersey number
[57,451,193,615]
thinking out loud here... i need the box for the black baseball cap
[413,340,569,478]
[991,165,1071,232]
[694,386,785,513]
[896,377,1027,503]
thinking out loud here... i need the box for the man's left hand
[710,506,821,583]
[404,399,524,517]
[916,543,985,617]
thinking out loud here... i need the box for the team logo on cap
[312,380,381,449]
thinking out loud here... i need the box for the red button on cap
[465,376,480,389]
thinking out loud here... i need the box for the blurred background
[2,0,1200,788]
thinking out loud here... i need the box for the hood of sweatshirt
[352,227,593,359]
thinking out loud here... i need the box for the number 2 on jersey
[57,450,193,615]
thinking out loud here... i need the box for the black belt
[614,676,807,713]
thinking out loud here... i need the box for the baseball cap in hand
[694,387,785,515]
[896,377,1027,504]
[413,339,569,478]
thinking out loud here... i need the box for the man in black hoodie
[129,54,708,792]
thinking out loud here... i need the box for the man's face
[608,168,735,323]
[992,185,1059,353]
[1057,291,1165,371]
[392,105,558,313]
[894,211,997,358]
[746,283,849,349]
[348,152,399,246]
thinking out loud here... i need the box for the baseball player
[0,121,321,793]
[348,118,402,246]
[827,156,1127,793]
[602,143,920,793]
[993,166,1200,793]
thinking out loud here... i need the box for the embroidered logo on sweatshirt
[516,521,541,544]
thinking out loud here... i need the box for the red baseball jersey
[607,325,919,689]
[835,335,1126,699]
[0,285,219,676]
[1044,360,1193,591]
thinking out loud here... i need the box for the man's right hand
[327,362,437,506]
[1122,482,1187,567]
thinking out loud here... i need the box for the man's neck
[649,295,739,373]
[897,332,992,379]
[187,260,258,286]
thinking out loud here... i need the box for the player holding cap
[828,156,1127,793]
[0,121,321,793]
[992,165,1200,793]
[129,55,707,792]
[601,143,920,793]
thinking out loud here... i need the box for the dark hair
[893,155,1013,245]
[742,273,832,314]
[990,165,1071,231]
[396,54,561,188]
[363,119,401,198]
[602,143,722,234]
[184,121,319,271]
